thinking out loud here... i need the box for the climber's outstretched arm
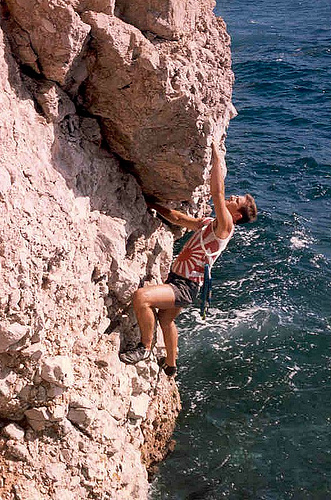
[147,201,203,231]
[210,142,233,239]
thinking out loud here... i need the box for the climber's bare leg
[157,307,182,367]
[132,284,177,350]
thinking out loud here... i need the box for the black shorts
[166,271,199,308]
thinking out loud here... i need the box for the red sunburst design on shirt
[172,219,219,281]
[173,232,206,278]
[171,218,233,283]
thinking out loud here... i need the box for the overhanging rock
[80,5,235,200]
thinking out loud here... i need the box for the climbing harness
[198,223,224,319]
[200,262,212,319]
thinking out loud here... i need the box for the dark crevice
[119,82,132,90]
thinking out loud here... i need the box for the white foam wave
[290,236,308,249]
[290,229,314,250]
[189,304,273,336]
[236,227,260,247]
[310,253,328,268]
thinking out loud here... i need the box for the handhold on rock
[41,356,74,388]
[129,393,150,420]
[0,322,30,353]
[25,407,50,432]
[2,423,25,441]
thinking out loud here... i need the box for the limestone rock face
[81,8,234,200]
[115,0,215,41]
[4,0,234,201]
[0,21,177,500]
[5,0,91,84]
[0,0,235,498]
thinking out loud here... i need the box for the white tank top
[171,218,234,284]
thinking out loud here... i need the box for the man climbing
[119,142,257,376]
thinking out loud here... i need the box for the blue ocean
[151,0,331,498]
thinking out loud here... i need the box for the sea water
[151,0,331,498]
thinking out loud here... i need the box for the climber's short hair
[236,194,257,225]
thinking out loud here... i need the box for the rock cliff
[0,1,234,498]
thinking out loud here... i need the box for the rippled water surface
[151,1,331,498]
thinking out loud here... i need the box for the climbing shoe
[157,357,177,377]
[119,342,151,365]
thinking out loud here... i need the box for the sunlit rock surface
[0,1,234,498]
